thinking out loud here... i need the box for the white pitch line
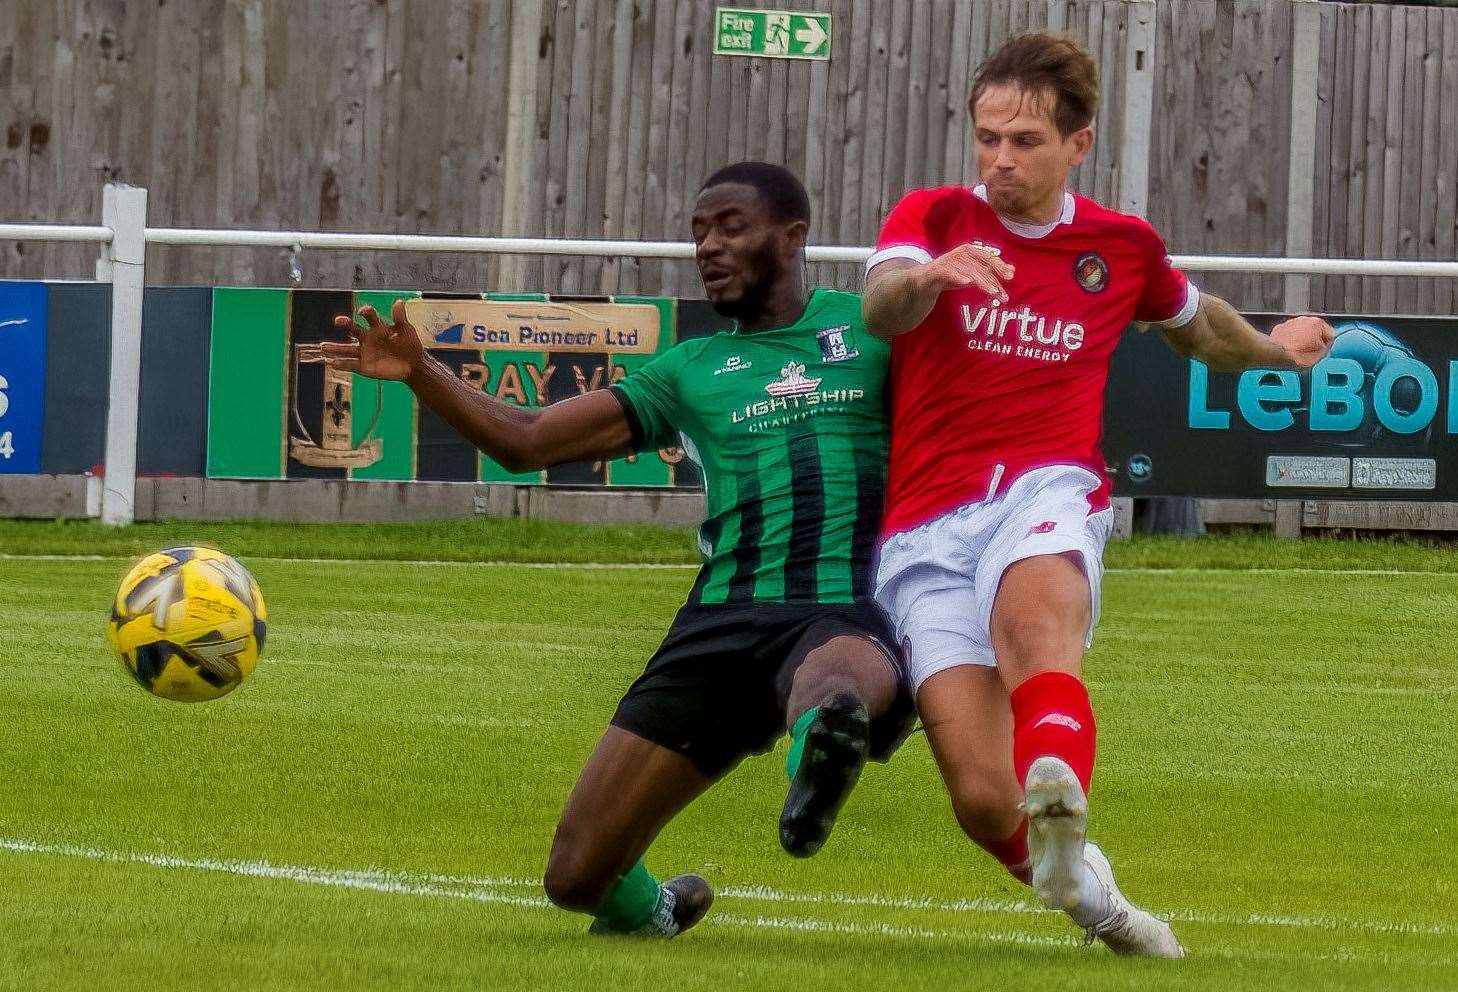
[2,837,1452,942]
[0,553,699,570]
[6,552,1458,578]
[718,880,1454,939]
[0,837,1068,951]
[1107,566,1458,578]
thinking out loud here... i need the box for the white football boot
[1023,755,1090,912]
[1023,755,1184,959]
[1082,842,1185,958]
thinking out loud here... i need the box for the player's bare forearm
[1159,294,1301,372]
[863,246,1013,340]
[405,354,633,472]
[862,261,942,340]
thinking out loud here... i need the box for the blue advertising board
[1104,314,1458,499]
[0,282,47,474]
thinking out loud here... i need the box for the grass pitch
[1,519,1454,990]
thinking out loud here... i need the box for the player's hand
[1270,314,1335,369]
[320,300,425,381]
[914,243,1015,302]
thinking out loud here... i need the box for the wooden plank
[593,0,635,293]
[1146,0,1174,237]
[237,0,266,284]
[466,0,512,290]
[1022,0,1045,33]
[1232,1,1262,307]
[902,0,933,193]
[1046,0,1068,35]
[680,0,717,234]
[880,0,912,213]
[1417,6,1452,313]
[317,1,364,287]
[1392,8,1425,314]
[537,0,573,288]
[1399,7,1434,313]
[745,54,769,163]
[633,0,676,294]
[0,0,26,271]
[22,0,58,278]
[358,0,386,229]
[794,13,824,239]
[380,0,407,231]
[783,48,811,240]
[658,0,698,296]
[558,0,599,293]
[44,0,75,276]
[1097,1,1123,207]
[619,0,659,294]
[1175,1,1221,297]
[1378,9,1406,316]
[1265,0,1295,310]
[764,49,789,166]
[1070,0,1101,199]
[1436,8,1458,316]
[1312,3,1340,312]
[1361,6,1391,313]
[838,0,870,258]
[857,0,892,248]
[308,3,353,288]
[813,0,855,290]
[944,0,973,184]
[1343,4,1371,314]
[962,0,992,187]
[703,8,733,180]
[580,0,626,290]
[507,0,549,291]
[725,53,750,162]
[989,0,1012,49]
[921,0,952,191]
[1304,501,1458,533]
[45,0,84,278]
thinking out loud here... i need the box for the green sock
[593,859,662,933]
[785,706,820,780]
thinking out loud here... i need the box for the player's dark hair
[970,33,1099,137]
[700,161,811,226]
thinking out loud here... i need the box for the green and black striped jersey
[611,289,888,605]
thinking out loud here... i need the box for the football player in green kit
[322,162,912,937]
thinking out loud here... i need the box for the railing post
[100,183,147,527]
[1284,0,1321,315]
[498,0,543,293]
[1117,0,1156,220]
[1274,0,1322,541]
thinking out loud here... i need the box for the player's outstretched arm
[1156,294,1334,372]
[320,301,633,472]
[862,245,1014,340]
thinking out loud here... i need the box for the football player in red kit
[862,33,1334,957]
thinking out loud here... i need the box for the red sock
[977,818,1032,885]
[1010,671,1097,794]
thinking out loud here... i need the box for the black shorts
[611,601,916,779]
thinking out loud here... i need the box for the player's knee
[543,842,614,913]
[994,608,1084,665]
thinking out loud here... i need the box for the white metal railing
[0,223,113,243]
[4,181,1458,525]
[15,220,1458,276]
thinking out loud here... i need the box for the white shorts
[873,464,1114,693]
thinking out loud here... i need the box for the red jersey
[869,184,1199,536]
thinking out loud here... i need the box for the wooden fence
[1,0,1455,314]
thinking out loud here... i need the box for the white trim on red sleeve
[865,244,934,273]
[1153,281,1201,329]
